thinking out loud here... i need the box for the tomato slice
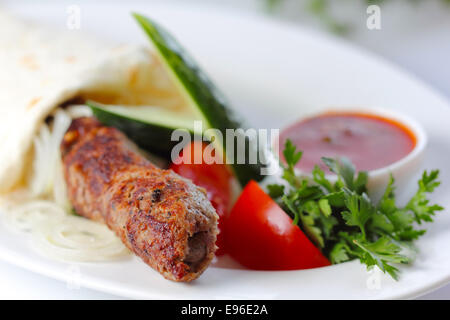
[170,141,233,256]
[225,180,330,270]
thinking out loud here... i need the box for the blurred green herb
[264,0,450,34]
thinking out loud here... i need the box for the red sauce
[279,112,417,172]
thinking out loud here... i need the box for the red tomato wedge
[225,181,330,270]
[170,141,233,256]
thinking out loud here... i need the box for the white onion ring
[2,107,130,262]
[33,215,129,262]
[4,200,66,232]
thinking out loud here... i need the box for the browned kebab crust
[61,117,218,282]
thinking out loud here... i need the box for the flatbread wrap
[0,10,218,282]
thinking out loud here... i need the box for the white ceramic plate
[2,1,450,299]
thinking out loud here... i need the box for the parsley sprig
[268,139,443,279]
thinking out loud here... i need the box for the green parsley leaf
[321,157,368,194]
[353,236,410,280]
[312,165,335,193]
[329,241,351,264]
[323,191,345,207]
[318,198,332,217]
[322,157,355,190]
[267,184,285,199]
[283,139,302,171]
[281,139,303,186]
[341,189,375,239]
[405,170,444,224]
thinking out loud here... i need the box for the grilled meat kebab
[61,117,218,282]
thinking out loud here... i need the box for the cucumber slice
[132,13,270,186]
[89,101,196,157]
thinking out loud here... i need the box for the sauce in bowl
[279,111,417,172]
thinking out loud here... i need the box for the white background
[0,0,449,299]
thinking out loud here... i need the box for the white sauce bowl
[272,107,427,201]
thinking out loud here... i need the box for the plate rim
[1,1,450,300]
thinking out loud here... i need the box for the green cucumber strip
[88,101,196,157]
[91,103,197,130]
[133,13,268,185]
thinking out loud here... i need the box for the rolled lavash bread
[0,9,185,193]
